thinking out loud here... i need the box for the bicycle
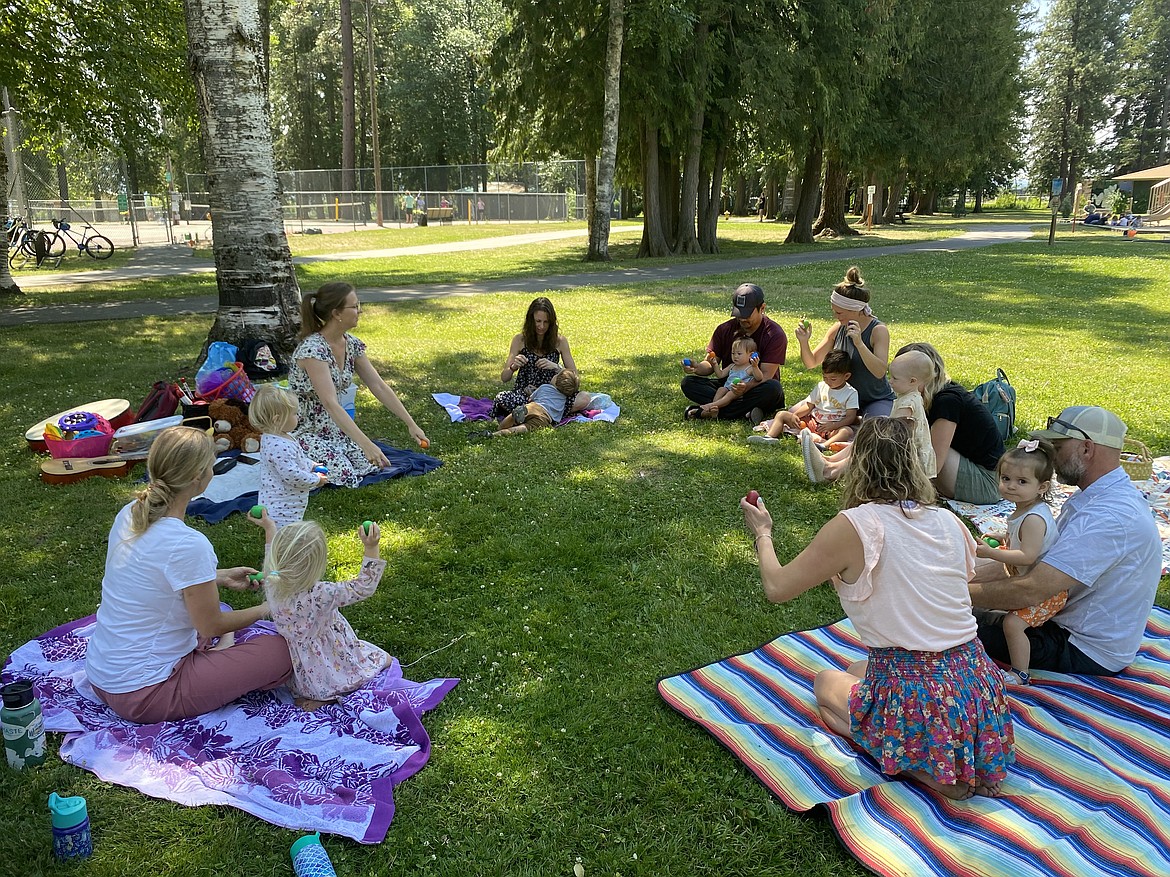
[46,218,115,260]
[6,217,54,269]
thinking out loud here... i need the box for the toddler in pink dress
[247,514,390,707]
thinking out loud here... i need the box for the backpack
[134,381,181,423]
[239,338,287,380]
[974,368,1016,443]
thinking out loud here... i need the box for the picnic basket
[1120,437,1153,481]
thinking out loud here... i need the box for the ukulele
[40,454,147,485]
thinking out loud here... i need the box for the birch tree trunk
[588,0,623,262]
[882,169,907,222]
[340,0,356,220]
[183,0,302,355]
[0,135,20,295]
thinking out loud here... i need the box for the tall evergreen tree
[1113,0,1170,174]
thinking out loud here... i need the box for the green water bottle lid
[48,793,88,829]
[290,833,323,860]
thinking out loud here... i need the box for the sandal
[684,405,703,421]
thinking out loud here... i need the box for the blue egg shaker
[290,833,337,877]
[49,792,92,860]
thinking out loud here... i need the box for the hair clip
[1017,439,1039,452]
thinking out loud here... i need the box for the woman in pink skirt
[742,417,1014,799]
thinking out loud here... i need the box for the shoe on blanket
[1004,669,1031,685]
[747,406,765,427]
[747,434,782,446]
[802,430,827,483]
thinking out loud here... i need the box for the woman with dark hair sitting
[492,296,578,419]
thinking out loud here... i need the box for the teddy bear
[208,399,261,455]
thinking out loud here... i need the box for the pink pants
[93,633,293,724]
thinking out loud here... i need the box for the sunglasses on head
[1046,416,1091,441]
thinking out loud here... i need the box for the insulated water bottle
[2,680,46,769]
[49,793,92,860]
[290,833,337,877]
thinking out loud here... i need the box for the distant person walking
[403,192,415,224]
[758,190,768,221]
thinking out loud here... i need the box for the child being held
[248,514,391,709]
[886,350,937,475]
[250,384,329,528]
[699,338,765,417]
[488,368,591,437]
[975,439,1062,685]
[749,349,857,446]
[800,350,936,483]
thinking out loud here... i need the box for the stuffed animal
[208,399,261,454]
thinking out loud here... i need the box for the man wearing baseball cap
[681,282,787,422]
[970,406,1161,675]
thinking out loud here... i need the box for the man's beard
[1055,454,1086,486]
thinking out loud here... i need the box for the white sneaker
[747,435,781,446]
[802,430,827,482]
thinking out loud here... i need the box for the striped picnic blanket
[658,608,1170,877]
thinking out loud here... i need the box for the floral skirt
[849,638,1014,788]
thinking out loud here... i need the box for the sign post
[1048,179,1062,247]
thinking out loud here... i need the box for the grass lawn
[1,231,1167,875]
[8,214,993,308]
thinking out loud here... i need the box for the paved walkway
[0,224,1034,326]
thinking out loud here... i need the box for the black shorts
[976,616,1117,676]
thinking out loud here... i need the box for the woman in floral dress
[741,417,1014,800]
[491,296,578,419]
[289,281,428,487]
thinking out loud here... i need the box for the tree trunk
[183,0,301,356]
[0,133,21,295]
[661,146,679,244]
[973,184,984,213]
[812,153,857,236]
[913,188,936,215]
[637,121,670,257]
[672,34,707,253]
[785,131,823,244]
[584,153,597,242]
[588,0,623,262]
[340,0,356,221]
[883,170,907,222]
[697,140,725,254]
[868,172,883,225]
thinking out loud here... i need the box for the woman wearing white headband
[794,266,895,417]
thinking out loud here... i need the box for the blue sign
[1051,179,1063,196]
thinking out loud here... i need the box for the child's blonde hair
[249,384,299,433]
[890,350,937,408]
[731,337,758,356]
[552,368,580,396]
[264,520,329,601]
[131,427,215,534]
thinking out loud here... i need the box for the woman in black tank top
[794,266,894,417]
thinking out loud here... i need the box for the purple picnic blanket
[2,614,459,843]
[431,392,620,425]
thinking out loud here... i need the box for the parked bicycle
[46,218,115,260]
[6,217,53,269]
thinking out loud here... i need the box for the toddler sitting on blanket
[250,385,328,528]
[488,369,592,437]
[248,512,391,710]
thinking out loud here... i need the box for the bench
[427,206,454,225]
[892,206,908,224]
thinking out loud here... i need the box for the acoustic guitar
[40,454,147,485]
